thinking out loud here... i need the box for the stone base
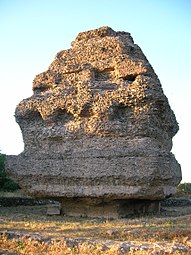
[47,203,61,215]
[60,198,160,218]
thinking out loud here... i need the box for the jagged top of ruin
[15,26,178,139]
[72,26,134,45]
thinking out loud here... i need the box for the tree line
[0,152,20,191]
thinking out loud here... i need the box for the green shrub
[177,182,191,196]
[0,153,6,189]
[0,152,20,192]
[1,178,20,191]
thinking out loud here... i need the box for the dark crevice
[54,74,63,84]
[123,74,136,82]
[49,108,74,124]
[19,110,43,122]
[95,68,115,81]
[79,103,92,117]
[33,86,48,94]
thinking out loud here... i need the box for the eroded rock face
[6,27,181,216]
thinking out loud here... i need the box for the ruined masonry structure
[6,27,181,217]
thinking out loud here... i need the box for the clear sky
[0,0,191,182]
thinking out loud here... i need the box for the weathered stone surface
[46,203,61,215]
[6,26,181,216]
[60,198,160,218]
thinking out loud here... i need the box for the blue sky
[0,0,191,182]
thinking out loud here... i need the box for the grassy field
[0,203,191,255]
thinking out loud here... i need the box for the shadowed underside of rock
[6,26,181,218]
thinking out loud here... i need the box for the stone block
[6,26,181,217]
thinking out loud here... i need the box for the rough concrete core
[6,26,181,218]
[60,198,160,218]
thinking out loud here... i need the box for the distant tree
[177,182,191,197]
[0,152,20,191]
[0,152,6,189]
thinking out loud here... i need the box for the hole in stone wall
[79,103,92,117]
[22,110,43,123]
[54,74,63,84]
[123,74,136,82]
[95,68,115,81]
[51,109,74,124]
[33,85,48,94]
[108,103,128,121]
[101,47,107,52]
[118,199,160,217]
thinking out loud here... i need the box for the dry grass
[0,205,191,254]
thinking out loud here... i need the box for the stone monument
[6,27,181,217]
